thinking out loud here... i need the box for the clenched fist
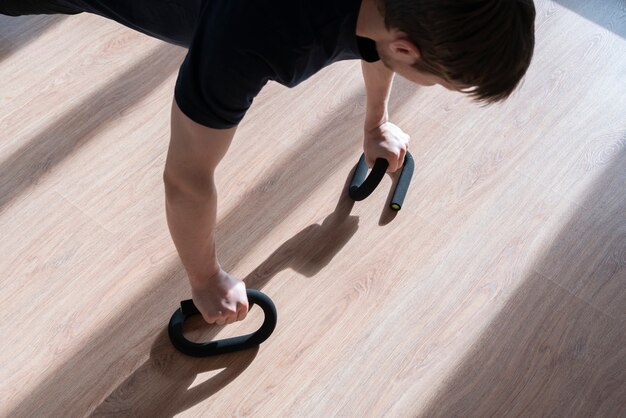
[190,268,249,325]
[363,121,410,173]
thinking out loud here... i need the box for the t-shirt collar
[356,36,380,62]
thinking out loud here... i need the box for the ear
[388,38,420,65]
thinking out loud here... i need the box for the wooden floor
[1,0,625,416]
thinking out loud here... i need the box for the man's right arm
[164,97,248,325]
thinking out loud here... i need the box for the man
[1,0,536,326]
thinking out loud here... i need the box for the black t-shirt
[74,0,380,128]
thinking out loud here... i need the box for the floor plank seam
[513,166,588,212]
[532,267,617,321]
[2,1,625,414]
[411,210,453,239]
[53,190,116,236]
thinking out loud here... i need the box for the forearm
[361,60,395,130]
[164,181,220,287]
[165,99,237,288]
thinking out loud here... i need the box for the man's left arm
[361,60,409,173]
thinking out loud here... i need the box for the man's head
[371,0,536,103]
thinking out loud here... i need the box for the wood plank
[1,0,625,416]
[419,273,626,418]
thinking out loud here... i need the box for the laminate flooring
[1,0,625,416]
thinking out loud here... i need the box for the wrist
[188,262,222,289]
[364,109,389,132]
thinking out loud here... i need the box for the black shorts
[0,0,83,16]
[2,0,202,48]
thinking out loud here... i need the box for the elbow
[163,168,216,203]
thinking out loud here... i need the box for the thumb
[237,302,248,321]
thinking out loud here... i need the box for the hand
[190,268,249,325]
[363,121,410,173]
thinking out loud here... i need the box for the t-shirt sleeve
[174,4,273,129]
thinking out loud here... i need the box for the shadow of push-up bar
[91,175,361,417]
[9,75,413,415]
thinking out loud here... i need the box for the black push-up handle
[348,152,414,211]
[168,289,277,357]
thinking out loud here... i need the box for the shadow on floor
[0,15,71,63]
[91,328,259,417]
[8,68,415,415]
[89,170,361,416]
[419,147,625,416]
[0,43,184,213]
[553,0,625,38]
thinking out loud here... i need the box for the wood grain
[1,1,625,416]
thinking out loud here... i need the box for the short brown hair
[381,0,536,103]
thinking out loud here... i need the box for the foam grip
[348,155,388,201]
[168,289,277,357]
[348,152,414,211]
[389,152,414,211]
